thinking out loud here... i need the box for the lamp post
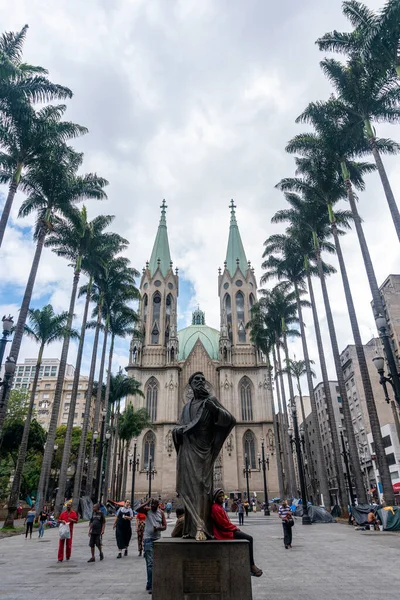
[258,439,270,516]
[0,316,13,369]
[243,453,251,501]
[129,439,139,507]
[0,356,16,409]
[146,455,155,499]
[375,315,400,407]
[288,403,311,525]
[339,426,356,506]
[372,355,400,444]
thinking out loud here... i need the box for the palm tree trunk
[282,332,300,495]
[86,322,109,499]
[72,311,102,508]
[330,218,394,505]
[37,268,81,513]
[266,359,285,499]
[365,123,400,243]
[297,384,316,501]
[314,244,367,504]
[293,281,331,508]
[102,333,115,502]
[121,443,129,499]
[116,436,123,499]
[0,167,21,248]
[3,345,43,528]
[276,342,297,497]
[0,226,46,433]
[55,280,91,515]
[305,265,347,511]
[272,346,288,497]
[111,406,120,498]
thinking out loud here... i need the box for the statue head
[189,371,209,399]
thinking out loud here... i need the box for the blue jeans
[38,521,45,537]
[144,539,154,590]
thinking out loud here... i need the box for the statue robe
[173,395,236,538]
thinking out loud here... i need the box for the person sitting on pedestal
[211,489,263,577]
[171,507,185,537]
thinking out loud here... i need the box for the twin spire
[147,199,248,277]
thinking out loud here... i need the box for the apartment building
[12,358,74,390]
[379,274,400,368]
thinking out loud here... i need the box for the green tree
[118,404,151,499]
[3,304,78,527]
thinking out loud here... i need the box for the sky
[0,0,399,392]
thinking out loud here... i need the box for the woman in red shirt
[211,489,262,577]
[58,501,78,562]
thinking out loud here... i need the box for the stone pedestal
[152,538,252,600]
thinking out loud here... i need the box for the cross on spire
[229,199,236,215]
[161,199,167,216]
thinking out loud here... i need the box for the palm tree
[272,193,367,506]
[281,357,318,500]
[318,55,400,241]
[0,101,85,247]
[72,259,139,507]
[30,166,108,513]
[316,0,400,78]
[2,305,77,527]
[102,307,139,501]
[0,144,105,434]
[247,303,285,500]
[285,105,395,504]
[261,234,332,508]
[118,404,151,499]
[50,211,127,515]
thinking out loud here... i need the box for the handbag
[59,522,71,540]
[287,517,294,527]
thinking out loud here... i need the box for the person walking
[278,500,293,549]
[38,506,48,538]
[88,503,106,562]
[165,501,172,519]
[211,489,263,577]
[137,498,167,594]
[113,499,133,558]
[244,500,249,517]
[25,506,36,539]
[237,500,244,526]
[136,510,146,556]
[17,503,23,521]
[58,501,78,562]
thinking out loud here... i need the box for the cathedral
[125,201,278,502]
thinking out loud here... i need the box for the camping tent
[295,505,335,523]
[377,506,400,531]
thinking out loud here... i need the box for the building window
[243,430,256,469]
[240,377,253,421]
[143,430,156,469]
[151,292,161,344]
[224,293,232,341]
[382,434,392,448]
[43,394,50,400]
[236,291,246,342]
[386,452,396,466]
[390,471,399,481]
[165,294,173,345]
[143,294,148,323]
[146,377,158,421]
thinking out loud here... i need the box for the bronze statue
[173,372,236,540]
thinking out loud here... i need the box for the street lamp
[243,453,251,501]
[0,356,16,409]
[374,315,400,407]
[0,315,13,369]
[372,355,400,443]
[146,455,156,499]
[258,438,270,516]
[94,409,108,503]
[339,426,356,506]
[288,403,311,525]
[130,438,139,507]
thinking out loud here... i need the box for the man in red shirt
[58,501,78,562]
[211,489,262,577]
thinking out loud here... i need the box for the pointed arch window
[151,292,161,344]
[224,293,232,342]
[240,377,253,421]
[236,291,246,342]
[146,377,158,421]
[165,294,172,344]
[244,430,256,469]
[143,294,148,323]
[249,293,255,309]
[143,430,156,469]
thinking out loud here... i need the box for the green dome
[178,323,220,361]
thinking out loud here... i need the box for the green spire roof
[225,200,248,276]
[149,200,172,277]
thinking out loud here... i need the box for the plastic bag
[59,523,71,539]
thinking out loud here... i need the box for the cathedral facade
[125,201,278,502]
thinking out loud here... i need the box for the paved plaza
[0,512,399,600]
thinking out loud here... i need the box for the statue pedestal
[152,538,253,600]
